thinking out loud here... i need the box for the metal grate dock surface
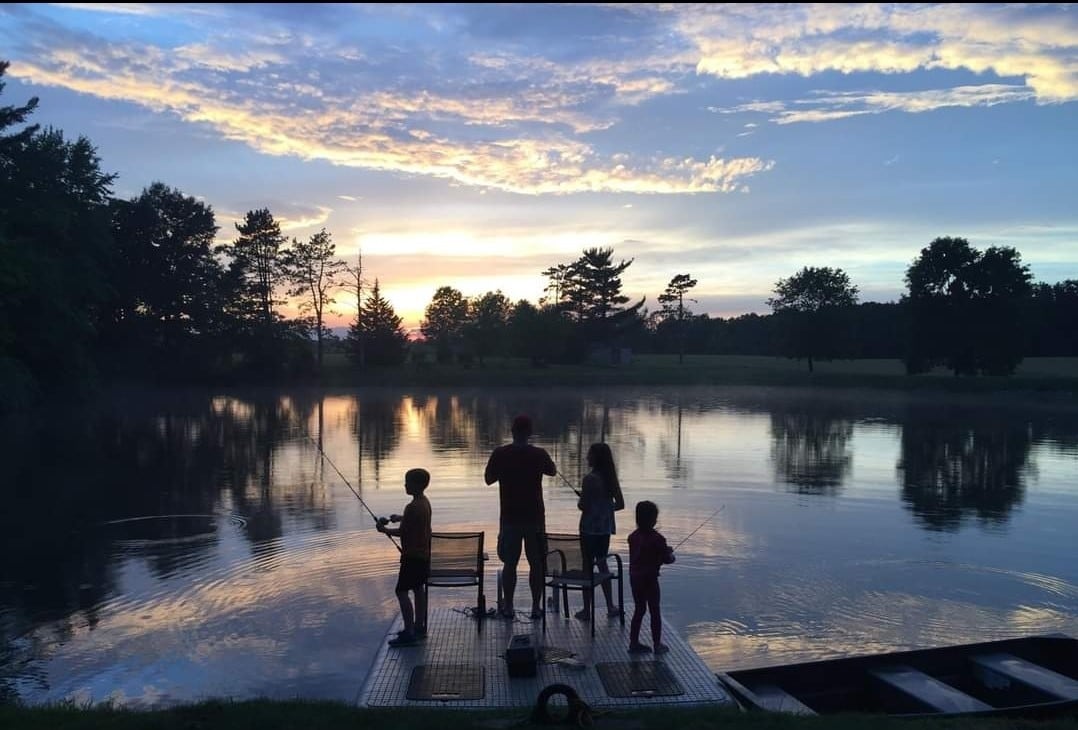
[357,607,732,709]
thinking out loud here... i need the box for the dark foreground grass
[321,353,1078,396]
[2,701,1076,730]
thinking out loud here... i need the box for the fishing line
[303,431,401,552]
[672,504,726,551]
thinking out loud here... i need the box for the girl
[628,500,675,654]
[575,442,626,620]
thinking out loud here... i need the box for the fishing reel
[376,514,403,527]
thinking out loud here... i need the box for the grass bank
[321,353,1078,395]
[2,701,1077,730]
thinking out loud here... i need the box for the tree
[420,285,469,363]
[464,290,511,366]
[904,237,1032,375]
[657,273,698,364]
[1,62,114,402]
[344,248,367,367]
[282,228,347,375]
[228,208,285,326]
[562,247,646,352]
[768,266,859,372]
[348,279,407,366]
[107,183,223,377]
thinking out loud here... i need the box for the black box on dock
[506,634,537,678]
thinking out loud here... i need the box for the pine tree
[349,279,407,366]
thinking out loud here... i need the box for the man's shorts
[396,556,430,593]
[497,525,546,569]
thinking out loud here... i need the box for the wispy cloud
[678,4,1078,103]
[716,84,1037,124]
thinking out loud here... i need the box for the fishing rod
[556,470,582,497]
[672,504,725,551]
[303,431,401,552]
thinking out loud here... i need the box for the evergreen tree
[229,208,285,325]
[349,279,407,367]
[657,273,698,364]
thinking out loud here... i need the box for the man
[485,414,556,618]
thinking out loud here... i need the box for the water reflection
[770,408,853,495]
[896,409,1033,531]
[1,386,1076,706]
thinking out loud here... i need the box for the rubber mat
[406,664,485,701]
[595,661,684,698]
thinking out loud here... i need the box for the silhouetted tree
[464,290,511,366]
[0,61,117,406]
[344,248,367,367]
[421,285,469,363]
[107,183,225,378]
[768,266,859,372]
[904,237,1032,375]
[228,208,285,325]
[350,279,407,366]
[657,273,698,364]
[1029,280,1078,357]
[282,228,346,375]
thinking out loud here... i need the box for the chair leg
[541,588,547,635]
[590,585,596,638]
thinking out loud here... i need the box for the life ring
[532,683,593,726]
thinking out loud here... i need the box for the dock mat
[406,664,485,701]
[596,661,684,698]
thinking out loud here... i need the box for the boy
[377,467,432,647]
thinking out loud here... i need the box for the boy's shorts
[396,556,430,593]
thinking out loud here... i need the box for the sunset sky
[2,3,1076,329]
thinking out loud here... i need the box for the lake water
[2,385,1077,707]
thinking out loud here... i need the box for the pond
[2,385,1076,707]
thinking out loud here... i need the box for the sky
[1,3,1076,329]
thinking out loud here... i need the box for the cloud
[9,31,769,195]
[679,4,1078,103]
[716,84,1037,124]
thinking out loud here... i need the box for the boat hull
[716,634,1078,718]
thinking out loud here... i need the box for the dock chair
[542,532,624,638]
[424,531,486,634]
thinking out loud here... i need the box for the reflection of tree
[896,416,1032,531]
[348,394,403,485]
[770,410,853,494]
[657,397,689,484]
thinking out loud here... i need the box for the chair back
[428,531,483,584]
[544,532,588,576]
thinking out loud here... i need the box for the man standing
[485,414,556,618]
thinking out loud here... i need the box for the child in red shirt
[627,500,675,654]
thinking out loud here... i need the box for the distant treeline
[2,61,1077,411]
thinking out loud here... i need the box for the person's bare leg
[597,560,615,613]
[397,589,414,634]
[502,562,517,614]
[414,587,427,634]
[529,562,544,616]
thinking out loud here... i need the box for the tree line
[2,60,1076,411]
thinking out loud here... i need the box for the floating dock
[357,605,732,710]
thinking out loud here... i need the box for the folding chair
[542,532,624,638]
[424,531,486,633]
